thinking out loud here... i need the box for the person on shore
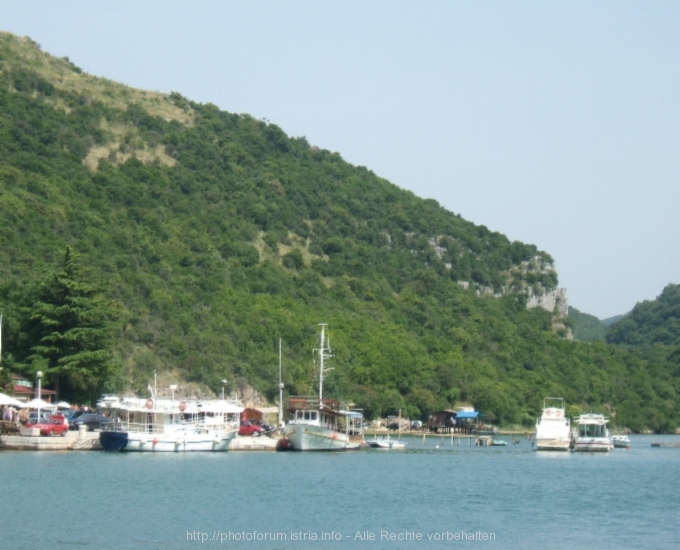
[279,420,285,436]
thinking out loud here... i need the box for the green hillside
[605,285,680,396]
[606,284,680,347]
[568,306,607,342]
[0,32,677,431]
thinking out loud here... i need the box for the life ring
[145,398,154,409]
[555,410,563,418]
[545,410,552,417]
[179,401,187,412]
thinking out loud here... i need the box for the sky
[1,1,678,319]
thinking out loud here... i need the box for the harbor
[2,434,678,550]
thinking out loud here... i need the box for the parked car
[255,420,274,433]
[238,420,264,436]
[65,410,86,423]
[25,414,69,436]
[24,411,52,424]
[69,413,110,431]
[386,422,400,430]
[411,420,423,430]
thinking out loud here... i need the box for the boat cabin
[287,397,363,436]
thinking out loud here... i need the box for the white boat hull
[611,436,630,448]
[535,401,571,452]
[573,438,611,452]
[102,430,236,452]
[535,438,571,451]
[368,438,407,449]
[285,424,360,451]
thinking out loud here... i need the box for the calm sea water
[1,434,677,550]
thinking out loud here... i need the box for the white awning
[24,398,57,409]
[0,393,24,407]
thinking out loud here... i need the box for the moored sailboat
[283,324,364,451]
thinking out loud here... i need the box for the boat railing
[102,417,238,434]
[287,396,340,412]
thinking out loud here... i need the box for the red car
[238,420,264,437]
[25,414,69,436]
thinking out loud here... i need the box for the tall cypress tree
[27,247,119,403]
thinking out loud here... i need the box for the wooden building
[427,410,457,433]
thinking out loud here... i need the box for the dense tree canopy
[0,32,677,431]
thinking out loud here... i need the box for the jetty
[0,428,279,452]
[0,427,102,451]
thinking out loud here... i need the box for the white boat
[368,434,407,449]
[611,435,631,448]
[535,397,571,451]
[573,413,611,452]
[98,395,241,452]
[283,324,364,451]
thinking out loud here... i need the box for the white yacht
[535,397,571,451]
[283,324,364,451]
[573,413,611,452]
[98,395,241,452]
[611,434,631,448]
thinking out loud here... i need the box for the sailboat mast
[315,324,333,402]
[278,338,283,425]
[319,324,325,401]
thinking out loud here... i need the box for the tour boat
[611,435,631,448]
[98,395,241,452]
[573,413,611,452]
[535,397,571,451]
[282,324,364,451]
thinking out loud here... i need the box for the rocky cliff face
[526,287,568,317]
[526,287,572,339]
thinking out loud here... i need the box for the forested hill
[0,32,677,431]
[606,284,680,347]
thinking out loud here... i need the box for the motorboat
[535,397,571,451]
[611,435,631,448]
[368,435,407,449]
[491,438,507,446]
[573,413,611,452]
[98,394,241,452]
[283,324,364,451]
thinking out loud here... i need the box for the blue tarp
[455,411,479,419]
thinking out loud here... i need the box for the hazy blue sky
[1,1,678,318]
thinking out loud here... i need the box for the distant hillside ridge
[606,284,680,347]
[568,306,607,342]
[0,31,677,432]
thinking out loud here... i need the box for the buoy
[153,438,159,445]
[435,445,439,449]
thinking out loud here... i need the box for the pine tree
[27,247,120,403]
